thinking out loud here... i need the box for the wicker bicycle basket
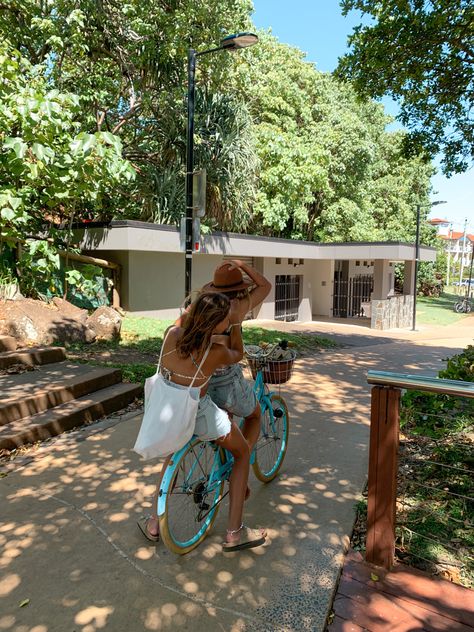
[246,347,296,384]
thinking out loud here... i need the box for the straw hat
[202,262,253,293]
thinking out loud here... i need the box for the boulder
[0,298,96,345]
[86,306,122,341]
[51,297,89,324]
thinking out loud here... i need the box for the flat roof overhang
[77,220,437,262]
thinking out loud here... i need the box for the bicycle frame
[157,367,277,521]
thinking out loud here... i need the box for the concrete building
[78,221,436,330]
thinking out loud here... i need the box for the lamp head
[220,32,259,51]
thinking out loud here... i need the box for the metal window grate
[275,275,301,321]
[333,273,373,318]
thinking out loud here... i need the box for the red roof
[439,232,474,241]
[429,218,449,225]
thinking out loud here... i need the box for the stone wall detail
[371,295,414,330]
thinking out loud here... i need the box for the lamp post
[459,218,468,286]
[467,239,474,299]
[412,200,447,331]
[184,32,258,300]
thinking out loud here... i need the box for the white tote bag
[133,336,211,460]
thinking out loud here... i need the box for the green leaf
[19,599,30,608]
[4,137,27,159]
[1,208,15,221]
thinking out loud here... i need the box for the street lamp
[412,200,447,331]
[184,32,258,300]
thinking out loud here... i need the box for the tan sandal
[222,524,266,552]
[137,516,160,543]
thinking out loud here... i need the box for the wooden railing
[365,370,474,569]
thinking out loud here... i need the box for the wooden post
[366,385,401,569]
[112,267,121,309]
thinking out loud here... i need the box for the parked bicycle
[453,296,472,313]
[156,341,295,554]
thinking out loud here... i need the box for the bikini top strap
[189,344,212,388]
[157,328,173,372]
[158,328,211,388]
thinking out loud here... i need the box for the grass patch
[416,292,470,326]
[66,315,338,385]
[241,324,338,351]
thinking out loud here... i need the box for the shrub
[401,345,474,437]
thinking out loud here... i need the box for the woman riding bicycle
[177,260,271,456]
[139,291,267,552]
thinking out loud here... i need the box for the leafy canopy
[337,0,474,175]
[230,32,434,241]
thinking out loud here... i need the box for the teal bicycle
[157,342,294,555]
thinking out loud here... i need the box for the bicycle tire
[253,394,289,483]
[466,302,472,313]
[454,302,464,313]
[159,439,226,555]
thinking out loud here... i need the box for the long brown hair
[176,292,230,358]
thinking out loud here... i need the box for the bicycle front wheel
[159,439,226,555]
[253,394,289,483]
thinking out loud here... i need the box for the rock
[0,283,23,301]
[0,298,96,345]
[86,306,122,341]
[51,297,88,323]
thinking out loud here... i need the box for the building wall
[310,260,334,317]
[255,257,312,321]
[371,295,414,330]
[120,252,223,319]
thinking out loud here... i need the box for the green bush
[401,345,474,437]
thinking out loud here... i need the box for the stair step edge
[0,382,142,450]
[0,367,125,425]
[0,347,67,368]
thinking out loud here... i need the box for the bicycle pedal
[199,502,210,511]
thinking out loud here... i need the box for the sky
[252,0,473,234]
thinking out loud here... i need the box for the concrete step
[0,346,66,369]
[0,382,142,451]
[0,335,17,352]
[0,362,123,425]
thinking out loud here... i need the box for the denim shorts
[194,393,231,441]
[207,364,257,419]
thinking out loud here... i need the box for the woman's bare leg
[216,421,265,544]
[241,402,261,452]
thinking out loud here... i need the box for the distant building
[428,218,474,271]
[76,220,436,330]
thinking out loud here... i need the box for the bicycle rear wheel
[253,394,289,483]
[454,301,464,313]
[159,439,226,554]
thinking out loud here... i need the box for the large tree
[230,32,434,242]
[337,0,474,175]
[0,0,257,228]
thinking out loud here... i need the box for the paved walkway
[0,317,473,632]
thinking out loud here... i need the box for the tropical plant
[0,40,135,294]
